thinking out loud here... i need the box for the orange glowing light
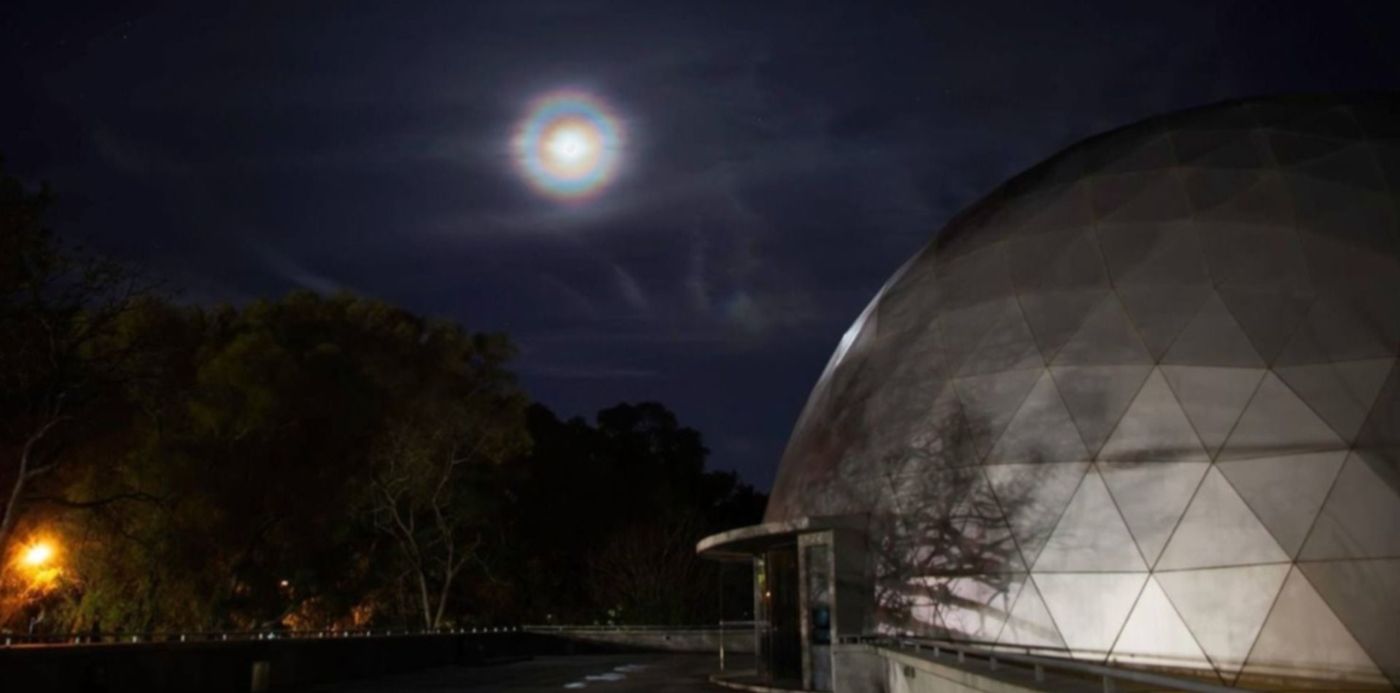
[12,537,63,593]
[22,542,54,568]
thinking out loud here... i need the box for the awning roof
[695,514,867,561]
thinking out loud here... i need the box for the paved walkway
[300,653,733,692]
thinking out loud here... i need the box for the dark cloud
[4,0,1399,488]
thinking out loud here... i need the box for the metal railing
[842,634,1249,693]
[717,620,758,672]
[1,626,522,648]
[524,623,751,632]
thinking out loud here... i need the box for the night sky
[5,2,1400,489]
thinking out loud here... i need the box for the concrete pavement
[298,653,740,692]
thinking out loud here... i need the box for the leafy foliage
[0,166,765,633]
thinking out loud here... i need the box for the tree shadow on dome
[825,406,1035,643]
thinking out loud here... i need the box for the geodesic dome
[766,94,1400,686]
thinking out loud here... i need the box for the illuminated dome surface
[767,95,1400,685]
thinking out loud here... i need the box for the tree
[586,514,713,625]
[39,292,529,633]
[3,161,761,631]
[366,332,528,628]
[505,402,766,625]
[0,165,153,572]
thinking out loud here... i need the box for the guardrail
[525,623,754,632]
[716,620,758,672]
[2,623,760,648]
[0,626,523,648]
[842,634,1248,693]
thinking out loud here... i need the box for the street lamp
[21,542,54,568]
[9,537,63,638]
[12,537,62,590]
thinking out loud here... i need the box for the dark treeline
[0,165,764,635]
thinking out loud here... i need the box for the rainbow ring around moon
[513,90,623,202]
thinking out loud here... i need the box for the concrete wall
[0,628,753,692]
[833,643,888,693]
[0,631,539,693]
[530,627,756,654]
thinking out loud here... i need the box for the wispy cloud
[519,364,659,379]
[610,262,649,313]
[251,243,345,295]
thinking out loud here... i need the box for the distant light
[279,579,290,588]
[513,90,623,201]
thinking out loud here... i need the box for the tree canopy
[0,165,764,634]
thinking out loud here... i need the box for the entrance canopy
[695,515,866,561]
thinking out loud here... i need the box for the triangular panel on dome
[936,301,1015,378]
[1216,287,1314,365]
[1274,359,1393,444]
[1289,105,1366,139]
[1267,131,1343,165]
[1240,567,1389,688]
[1007,225,1108,295]
[1099,461,1208,567]
[1219,372,1345,460]
[1156,467,1290,570]
[1000,179,1095,236]
[1218,451,1346,558]
[879,402,976,482]
[1197,221,1313,297]
[1353,101,1400,139]
[1373,139,1400,192]
[1096,170,1194,223]
[1181,167,1264,214]
[984,371,1090,465]
[1292,208,1400,289]
[1160,365,1265,459]
[1190,170,1295,226]
[1098,368,1209,463]
[1156,564,1290,680]
[1016,290,1110,365]
[1090,170,1159,218]
[1297,559,1400,688]
[955,299,1045,376]
[950,470,1029,574]
[1095,220,1210,287]
[1250,99,1330,130]
[1289,143,1388,191]
[1033,572,1146,661]
[1050,365,1153,458]
[985,463,1089,570]
[1032,470,1146,572]
[995,578,1067,653]
[925,574,1027,644]
[1353,358,1400,494]
[1110,577,1214,675]
[1115,284,1211,361]
[1277,293,1399,367]
[1161,293,1265,367]
[1051,294,1153,366]
[877,240,940,308]
[1087,132,1178,176]
[934,241,1015,310]
[1299,453,1400,561]
[953,368,1044,463]
[1172,130,1266,169]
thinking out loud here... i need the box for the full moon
[548,127,589,161]
[513,90,623,202]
